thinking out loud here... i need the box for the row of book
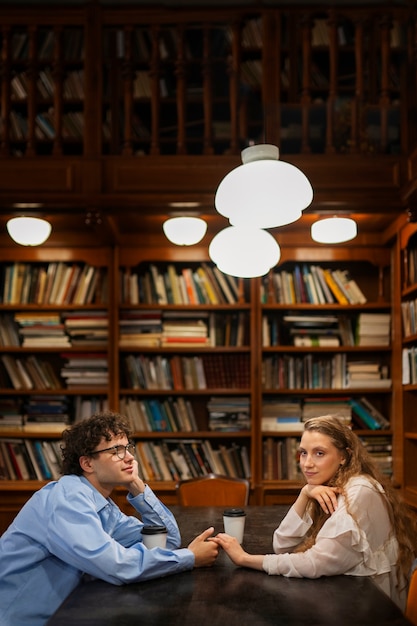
[0,353,108,391]
[120,396,198,433]
[402,347,417,385]
[119,262,243,305]
[121,395,251,434]
[263,437,302,480]
[261,264,367,305]
[119,309,248,349]
[9,109,85,142]
[134,438,251,482]
[11,69,85,101]
[122,353,250,390]
[10,27,84,62]
[0,438,62,481]
[261,396,390,432]
[262,353,391,390]
[0,311,108,349]
[0,261,108,305]
[401,298,417,338]
[0,395,108,430]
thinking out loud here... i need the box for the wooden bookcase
[0,240,401,530]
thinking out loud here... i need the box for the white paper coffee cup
[142,525,167,549]
[223,508,246,544]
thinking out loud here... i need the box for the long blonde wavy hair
[295,415,417,589]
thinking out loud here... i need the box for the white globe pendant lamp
[215,144,313,229]
[6,216,52,246]
[311,216,357,244]
[163,216,207,246]
[209,225,281,278]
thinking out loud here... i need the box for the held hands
[211,534,264,571]
[302,483,340,514]
[188,527,219,568]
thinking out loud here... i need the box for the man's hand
[187,527,219,567]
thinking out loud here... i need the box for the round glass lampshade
[163,216,207,246]
[215,144,313,229]
[311,217,357,244]
[6,216,52,246]
[209,225,281,278]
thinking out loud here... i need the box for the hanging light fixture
[163,216,207,246]
[215,144,313,229]
[6,216,52,246]
[209,225,281,278]
[311,216,357,244]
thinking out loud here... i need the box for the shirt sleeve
[45,483,194,584]
[263,479,391,578]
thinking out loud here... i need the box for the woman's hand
[211,533,264,570]
[302,484,340,514]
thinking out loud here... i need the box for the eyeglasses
[90,443,136,460]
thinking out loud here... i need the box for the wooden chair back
[407,566,417,625]
[176,474,249,506]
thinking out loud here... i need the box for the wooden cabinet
[0,4,413,158]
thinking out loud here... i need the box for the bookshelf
[115,251,255,509]
[0,235,411,528]
[257,252,394,504]
[398,225,417,509]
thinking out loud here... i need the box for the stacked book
[207,396,251,431]
[360,435,392,475]
[63,310,108,347]
[346,361,391,388]
[302,397,352,425]
[119,309,162,348]
[161,311,210,348]
[23,395,70,432]
[261,399,303,432]
[355,312,391,346]
[15,312,70,348]
[60,353,108,388]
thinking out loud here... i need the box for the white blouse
[262,476,404,610]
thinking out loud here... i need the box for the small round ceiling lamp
[215,144,313,229]
[6,216,52,246]
[311,216,357,244]
[209,225,281,278]
[163,216,207,246]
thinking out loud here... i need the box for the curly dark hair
[60,411,132,476]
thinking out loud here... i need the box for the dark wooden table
[47,505,411,626]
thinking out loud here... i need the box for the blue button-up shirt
[0,476,194,626]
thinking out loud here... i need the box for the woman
[213,415,417,610]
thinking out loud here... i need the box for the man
[0,411,219,626]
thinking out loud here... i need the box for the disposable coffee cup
[142,525,167,549]
[223,508,246,544]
